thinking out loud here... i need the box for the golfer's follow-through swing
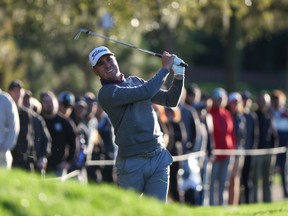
[74,28,188,68]
[75,28,186,202]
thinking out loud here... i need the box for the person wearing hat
[0,88,20,169]
[226,92,247,205]
[250,91,278,203]
[22,89,52,174]
[8,80,51,172]
[177,85,204,205]
[68,98,90,175]
[8,79,36,171]
[185,83,202,106]
[77,92,101,182]
[88,46,185,202]
[208,87,236,206]
[40,91,77,176]
[58,91,76,119]
[239,90,259,204]
[8,80,24,91]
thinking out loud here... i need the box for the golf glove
[172,55,185,76]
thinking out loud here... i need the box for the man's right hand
[161,51,174,71]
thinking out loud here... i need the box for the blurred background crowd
[1,79,288,206]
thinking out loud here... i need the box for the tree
[1,0,288,95]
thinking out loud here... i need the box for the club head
[73,29,89,40]
[73,30,82,40]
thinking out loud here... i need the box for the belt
[136,147,163,159]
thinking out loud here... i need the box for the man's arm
[151,77,184,107]
[99,52,184,108]
[99,68,170,107]
[151,55,185,107]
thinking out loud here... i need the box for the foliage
[1,0,288,95]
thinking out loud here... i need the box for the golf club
[74,28,188,68]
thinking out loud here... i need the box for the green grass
[0,169,288,216]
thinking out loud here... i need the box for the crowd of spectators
[1,80,116,184]
[1,79,288,206]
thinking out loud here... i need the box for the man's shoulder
[0,91,14,105]
[127,76,144,83]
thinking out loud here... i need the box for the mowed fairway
[0,169,287,216]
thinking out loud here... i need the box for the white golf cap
[88,46,114,67]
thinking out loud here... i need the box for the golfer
[89,46,185,202]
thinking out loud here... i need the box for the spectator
[208,87,236,206]
[81,92,101,183]
[22,90,32,108]
[96,102,116,183]
[0,88,20,169]
[57,91,80,174]
[158,106,186,203]
[181,84,202,153]
[239,90,259,204]
[251,91,278,203]
[226,92,246,205]
[70,98,90,182]
[178,84,205,205]
[194,92,214,205]
[270,89,288,198]
[40,91,77,176]
[58,91,75,119]
[23,90,44,114]
[185,83,202,107]
[8,80,37,171]
[23,90,52,173]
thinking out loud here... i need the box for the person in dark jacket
[9,80,50,172]
[270,89,288,198]
[40,91,77,176]
[23,90,52,173]
[251,91,278,203]
[239,91,259,204]
[226,92,246,205]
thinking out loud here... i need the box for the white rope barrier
[212,146,287,156]
[172,150,206,162]
[52,146,287,181]
[85,146,287,165]
[86,159,115,166]
[45,170,80,181]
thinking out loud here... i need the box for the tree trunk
[224,7,242,92]
[285,32,288,92]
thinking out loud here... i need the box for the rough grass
[0,169,287,216]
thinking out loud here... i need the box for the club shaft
[75,29,188,68]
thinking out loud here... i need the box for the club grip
[154,53,188,68]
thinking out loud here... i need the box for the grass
[0,169,288,216]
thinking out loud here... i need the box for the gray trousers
[115,147,173,202]
[251,154,273,203]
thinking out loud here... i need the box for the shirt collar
[101,73,125,85]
